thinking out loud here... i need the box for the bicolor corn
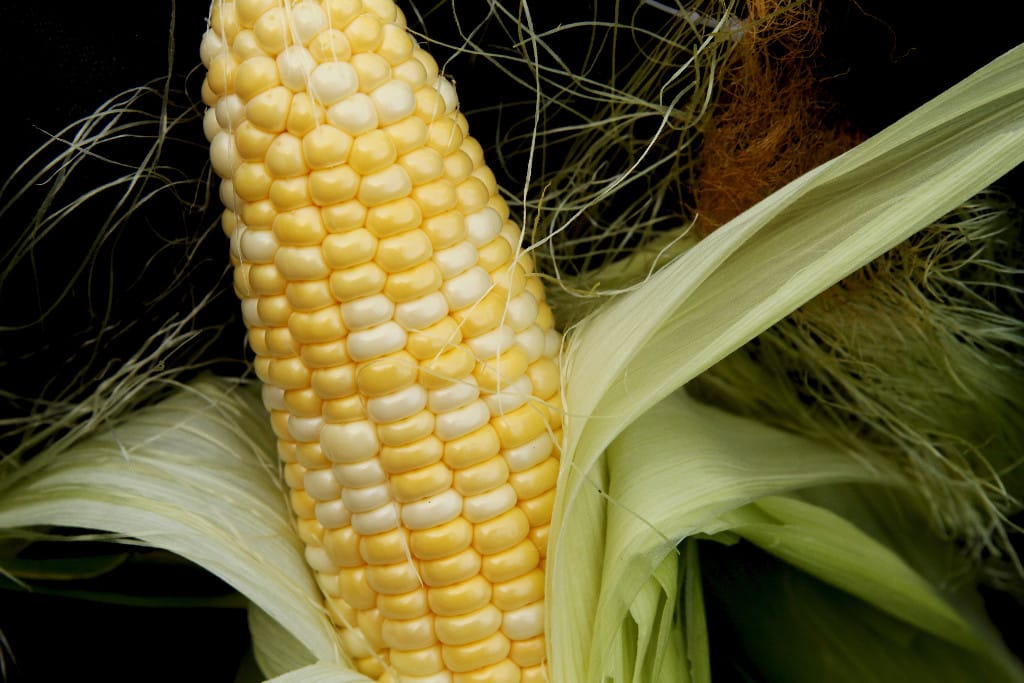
[200,1,563,680]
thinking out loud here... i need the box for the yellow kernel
[265,326,298,356]
[248,328,270,356]
[393,57,428,90]
[269,177,311,210]
[275,246,329,280]
[408,517,473,561]
[322,395,367,422]
[474,507,530,556]
[354,357,412,400]
[309,27,352,62]
[377,410,436,447]
[345,13,384,51]
[481,539,539,584]
[283,462,306,489]
[235,0,274,27]
[354,655,386,679]
[330,262,387,301]
[442,632,510,673]
[520,489,555,527]
[337,567,378,610]
[415,87,445,121]
[442,424,501,470]
[492,403,547,450]
[453,658,521,683]
[428,575,492,617]
[271,410,294,439]
[231,29,265,61]
[407,317,463,360]
[526,358,560,400]
[455,455,510,497]
[474,347,530,393]
[420,346,475,389]
[451,292,507,338]
[301,127,353,171]
[420,548,481,588]
[300,340,350,368]
[378,588,430,621]
[490,263,527,298]
[324,0,363,28]
[477,236,514,272]
[256,295,290,326]
[240,198,276,227]
[288,305,346,344]
[427,118,463,155]
[521,663,548,683]
[399,148,445,185]
[267,356,311,389]
[323,229,378,269]
[421,211,466,248]
[367,561,422,595]
[456,177,489,213]
[311,364,356,399]
[234,56,278,100]
[359,165,413,207]
[366,197,423,239]
[412,180,458,217]
[286,93,324,137]
[389,645,443,675]
[510,636,545,668]
[380,435,444,473]
[205,53,238,96]
[289,486,316,518]
[247,86,292,132]
[493,568,545,612]
[385,261,443,302]
[235,121,276,160]
[252,6,288,54]
[357,609,386,651]
[390,462,454,503]
[293,441,329,468]
[234,162,273,201]
[435,604,502,646]
[385,116,428,154]
[273,206,326,245]
[377,22,414,64]
[352,52,392,92]
[508,457,558,501]
[360,529,410,566]
[323,526,362,567]
[349,130,398,175]
[443,151,474,184]
[322,200,368,232]
[381,615,435,651]
[310,166,361,205]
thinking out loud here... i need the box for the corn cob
[200,1,562,680]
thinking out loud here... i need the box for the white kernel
[289,3,328,44]
[466,325,515,360]
[442,267,490,311]
[400,489,462,530]
[200,29,226,67]
[315,500,352,529]
[342,482,392,513]
[347,321,407,361]
[543,328,562,358]
[322,421,380,463]
[516,326,546,363]
[463,483,516,523]
[341,294,395,330]
[367,384,427,423]
[332,458,387,488]
[432,241,477,279]
[370,80,415,124]
[351,502,400,535]
[428,377,480,414]
[394,292,448,330]
[309,62,358,105]
[305,546,340,573]
[506,292,538,332]
[240,229,280,263]
[502,601,544,640]
[483,375,533,416]
[214,94,247,131]
[203,107,222,143]
[304,467,342,500]
[436,76,459,114]
[327,93,379,135]
[434,400,490,441]
[277,45,317,90]
[210,131,241,179]
[241,298,262,327]
[261,384,288,411]
[288,415,325,442]
[218,179,241,212]
[465,208,501,246]
[503,432,553,472]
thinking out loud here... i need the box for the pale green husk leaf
[549,44,1024,681]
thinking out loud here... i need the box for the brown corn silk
[200,1,563,680]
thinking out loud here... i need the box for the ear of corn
[200,1,562,680]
